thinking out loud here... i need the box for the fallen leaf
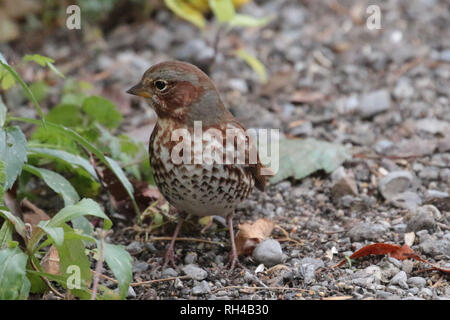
[41,245,60,275]
[290,90,325,104]
[322,295,353,300]
[235,218,275,256]
[333,243,450,274]
[270,138,351,184]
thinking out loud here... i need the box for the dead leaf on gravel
[41,245,60,275]
[333,243,450,274]
[271,138,351,184]
[260,70,294,97]
[235,218,275,256]
[322,295,353,300]
[290,90,325,104]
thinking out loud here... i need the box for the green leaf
[0,95,7,127]
[55,225,92,292]
[44,104,84,127]
[0,66,16,90]
[23,54,64,78]
[82,96,123,129]
[71,216,94,237]
[37,222,65,247]
[230,14,270,27]
[0,247,29,300]
[102,242,132,299]
[0,209,25,239]
[270,138,351,184]
[28,147,99,180]
[23,54,54,67]
[23,164,80,206]
[164,0,206,28]
[11,117,139,216]
[234,49,267,83]
[48,198,112,230]
[0,57,45,120]
[209,0,235,23]
[0,221,13,248]
[0,126,27,190]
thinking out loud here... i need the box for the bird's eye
[154,80,168,91]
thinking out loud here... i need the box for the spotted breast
[149,118,255,217]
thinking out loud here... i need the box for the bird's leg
[227,214,243,271]
[162,217,184,268]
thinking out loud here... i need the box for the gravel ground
[6,0,450,300]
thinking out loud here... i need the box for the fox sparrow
[127,61,267,269]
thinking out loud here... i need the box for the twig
[148,237,225,246]
[91,271,191,287]
[212,285,309,293]
[274,224,304,246]
[130,276,191,287]
[30,257,65,299]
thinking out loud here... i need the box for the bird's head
[127,61,229,126]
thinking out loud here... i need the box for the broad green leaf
[209,0,235,23]
[0,95,6,127]
[28,147,99,180]
[105,156,134,195]
[71,216,94,237]
[102,242,132,299]
[0,221,13,248]
[82,96,123,129]
[0,209,25,238]
[235,49,267,83]
[270,138,351,183]
[55,225,92,294]
[0,66,16,90]
[37,227,96,251]
[23,164,80,206]
[48,198,111,230]
[230,14,270,27]
[11,117,139,216]
[0,126,27,190]
[164,0,206,28]
[43,104,83,127]
[0,247,29,300]
[37,222,65,247]
[0,57,45,120]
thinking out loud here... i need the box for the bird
[127,61,268,270]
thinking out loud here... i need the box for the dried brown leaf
[235,218,275,256]
[41,245,60,275]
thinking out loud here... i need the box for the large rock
[252,239,284,267]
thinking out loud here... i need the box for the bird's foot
[162,247,177,269]
[226,251,244,272]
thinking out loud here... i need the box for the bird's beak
[126,82,152,98]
